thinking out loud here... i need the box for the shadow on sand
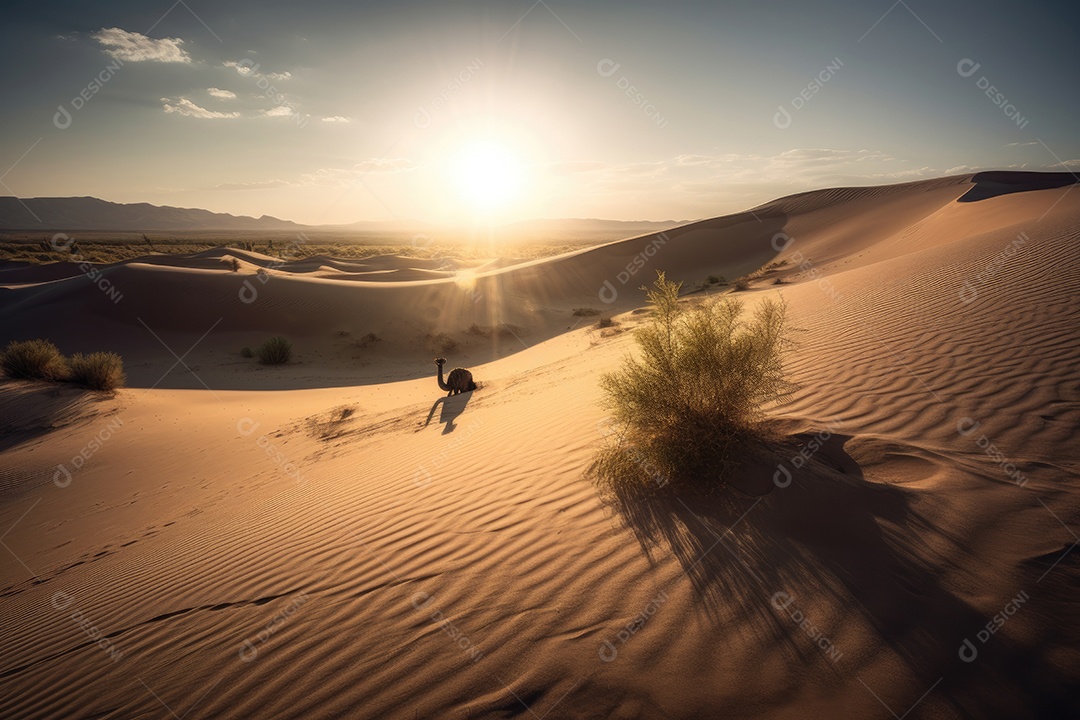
[420,391,473,434]
[602,429,1075,718]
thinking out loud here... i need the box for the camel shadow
[420,391,473,434]
[602,431,1073,717]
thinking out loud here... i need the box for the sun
[453,141,524,214]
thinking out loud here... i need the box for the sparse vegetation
[597,317,616,328]
[67,352,125,391]
[240,346,254,358]
[589,271,794,495]
[429,334,460,354]
[256,336,292,365]
[732,277,751,291]
[1,340,125,391]
[573,308,602,317]
[358,332,381,349]
[706,275,725,285]
[1,339,69,381]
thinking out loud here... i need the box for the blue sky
[1,0,1077,225]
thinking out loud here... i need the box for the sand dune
[2,172,1079,718]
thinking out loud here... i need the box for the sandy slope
[1,173,1079,719]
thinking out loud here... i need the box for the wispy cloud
[207,88,236,100]
[224,60,291,81]
[92,28,190,63]
[320,116,352,124]
[161,97,241,119]
[262,106,295,117]
[215,180,290,190]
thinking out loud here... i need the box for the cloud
[92,28,190,63]
[207,88,237,100]
[321,116,353,123]
[223,60,255,76]
[215,180,290,190]
[161,97,241,119]
[224,60,291,81]
[262,106,295,117]
[354,158,416,173]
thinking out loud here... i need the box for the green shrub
[589,271,794,495]
[68,352,125,391]
[240,346,254,358]
[0,339,69,381]
[257,336,292,365]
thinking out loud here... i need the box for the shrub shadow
[602,429,1070,717]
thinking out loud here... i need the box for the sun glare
[453,141,524,214]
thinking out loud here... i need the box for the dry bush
[358,332,381,349]
[257,336,292,365]
[67,352,125,391]
[0,339,69,381]
[573,308,602,317]
[589,271,794,495]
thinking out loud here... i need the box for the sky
[1,0,1078,226]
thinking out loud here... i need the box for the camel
[434,357,476,395]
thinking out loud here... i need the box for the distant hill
[0,197,303,232]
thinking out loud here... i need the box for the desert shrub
[230,258,240,272]
[732,277,751,291]
[773,277,789,285]
[428,333,458,353]
[597,317,616,328]
[706,275,725,285]
[589,271,794,495]
[573,308,601,317]
[0,339,69,381]
[256,336,292,365]
[358,332,381,349]
[240,346,254,358]
[68,352,125,391]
